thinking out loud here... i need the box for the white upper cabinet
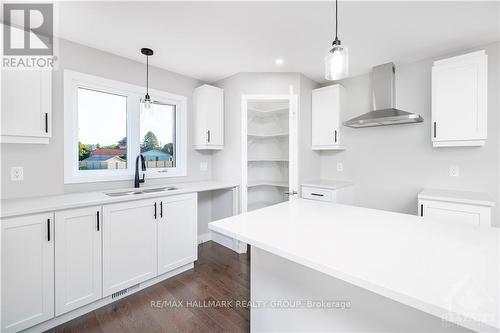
[1,70,52,144]
[55,206,102,316]
[1,213,54,332]
[311,84,346,150]
[193,84,224,149]
[431,50,488,147]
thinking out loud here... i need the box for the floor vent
[111,284,140,299]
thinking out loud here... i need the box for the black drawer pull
[45,113,49,133]
[97,211,100,231]
[334,130,337,143]
[433,122,436,138]
[420,204,424,217]
[311,193,324,197]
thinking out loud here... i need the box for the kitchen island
[209,199,499,333]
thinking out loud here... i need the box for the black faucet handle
[141,173,145,183]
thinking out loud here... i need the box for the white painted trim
[63,70,187,184]
[241,94,299,211]
[197,232,212,244]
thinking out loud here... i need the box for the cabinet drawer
[301,186,336,202]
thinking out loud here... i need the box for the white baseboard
[198,231,247,254]
[198,232,212,244]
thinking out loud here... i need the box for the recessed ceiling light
[275,58,284,65]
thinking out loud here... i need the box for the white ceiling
[57,1,500,83]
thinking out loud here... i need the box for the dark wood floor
[47,241,250,333]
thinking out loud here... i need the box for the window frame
[64,70,187,184]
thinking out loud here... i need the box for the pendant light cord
[335,0,338,40]
[146,55,149,95]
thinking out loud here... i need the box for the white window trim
[64,69,187,184]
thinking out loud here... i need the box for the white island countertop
[209,199,500,332]
[1,180,238,218]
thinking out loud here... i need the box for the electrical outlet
[337,162,343,172]
[200,162,208,171]
[449,165,460,177]
[11,166,24,181]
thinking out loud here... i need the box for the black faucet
[135,154,146,188]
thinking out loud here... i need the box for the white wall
[319,42,500,225]
[211,73,320,202]
[1,39,213,199]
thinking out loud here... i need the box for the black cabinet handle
[47,218,51,241]
[420,204,424,217]
[97,211,100,231]
[334,130,337,143]
[160,201,163,218]
[207,130,211,143]
[433,122,436,138]
[45,113,48,133]
[154,202,157,219]
[311,193,324,197]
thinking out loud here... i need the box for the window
[78,88,128,171]
[64,70,187,183]
[140,102,176,169]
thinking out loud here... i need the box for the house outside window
[64,70,187,183]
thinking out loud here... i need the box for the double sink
[105,186,178,197]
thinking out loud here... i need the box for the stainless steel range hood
[343,63,423,128]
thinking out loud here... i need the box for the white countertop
[418,188,495,207]
[209,199,500,332]
[1,180,238,219]
[301,179,353,190]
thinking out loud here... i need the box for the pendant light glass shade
[325,43,348,81]
[325,0,348,81]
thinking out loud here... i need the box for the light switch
[200,162,208,171]
[449,165,460,177]
[11,166,24,181]
[337,162,343,172]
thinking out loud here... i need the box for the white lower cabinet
[418,189,493,227]
[418,199,491,227]
[1,213,54,332]
[102,199,158,296]
[55,206,102,316]
[158,193,198,275]
[1,193,199,331]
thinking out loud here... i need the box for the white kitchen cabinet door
[432,50,487,147]
[102,199,158,296]
[1,70,52,144]
[193,84,224,149]
[418,199,491,227]
[55,206,102,316]
[311,84,346,150]
[157,193,198,275]
[1,213,54,332]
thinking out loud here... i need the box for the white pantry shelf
[248,107,289,115]
[248,180,288,188]
[248,158,289,162]
[248,132,289,139]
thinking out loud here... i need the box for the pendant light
[325,0,348,81]
[141,47,154,109]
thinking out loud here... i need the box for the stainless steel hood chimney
[343,63,423,128]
